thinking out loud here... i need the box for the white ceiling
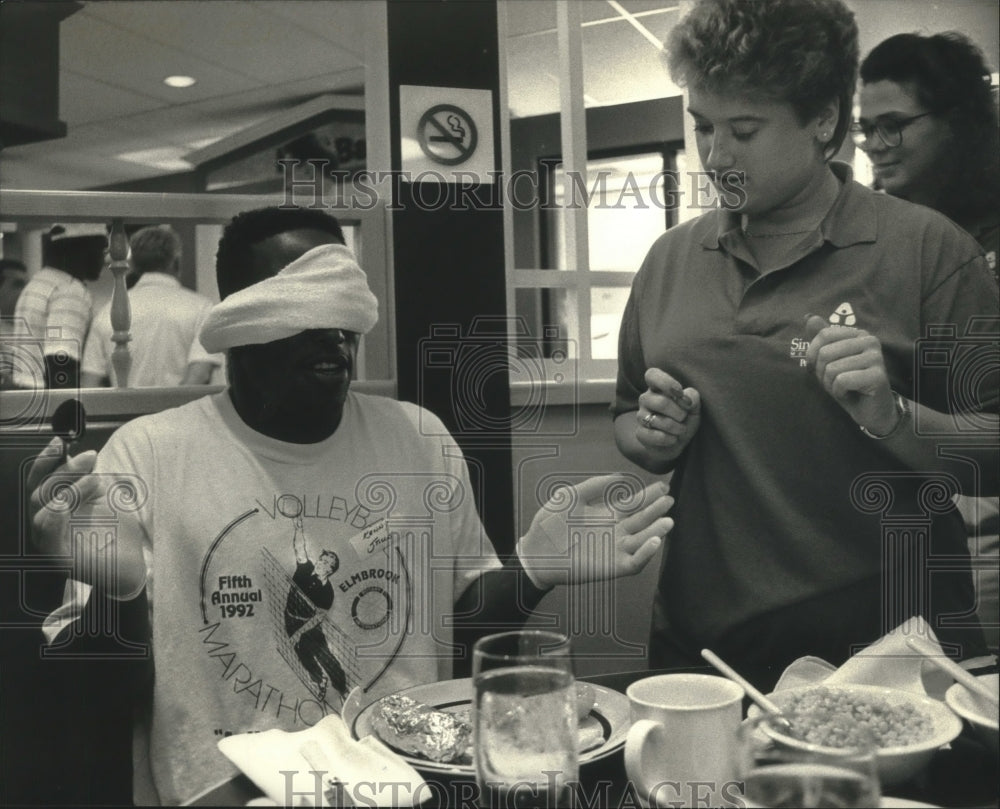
[0,0,679,191]
[1,0,996,192]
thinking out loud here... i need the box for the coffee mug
[625,673,745,808]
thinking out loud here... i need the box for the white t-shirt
[46,390,500,805]
[81,272,220,387]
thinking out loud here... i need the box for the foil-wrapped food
[371,694,473,764]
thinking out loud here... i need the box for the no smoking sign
[400,86,495,182]
[418,104,478,165]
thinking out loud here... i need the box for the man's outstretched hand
[516,474,673,590]
[27,437,146,598]
[28,438,105,557]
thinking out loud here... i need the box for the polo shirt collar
[701,161,878,250]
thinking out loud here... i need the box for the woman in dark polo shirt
[613,0,999,690]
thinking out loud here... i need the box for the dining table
[186,665,999,808]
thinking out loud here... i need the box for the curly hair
[860,32,1000,226]
[129,225,182,275]
[215,207,345,299]
[665,0,859,158]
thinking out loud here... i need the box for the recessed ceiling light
[164,75,196,88]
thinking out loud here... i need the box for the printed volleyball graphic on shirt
[196,488,411,718]
[264,509,404,709]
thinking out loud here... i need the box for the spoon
[51,398,87,464]
[905,637,999,708]
[700,648,797,734]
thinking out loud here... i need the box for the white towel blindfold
[200,243,378,352]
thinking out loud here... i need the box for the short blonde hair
[129,225,182,275]
[666,0,859,158]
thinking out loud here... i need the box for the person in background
[857,32,999,280]
[11,224,107,390]
[0,257,28,319]
[0,257,29,388]
[29,206,673,805]
[612,0,999,691]
[858,31,1000,654]
[81,224,221,387]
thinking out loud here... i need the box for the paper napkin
[773,616,960,698]
[218,713,428,807]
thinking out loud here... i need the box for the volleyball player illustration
[281,498,348,705]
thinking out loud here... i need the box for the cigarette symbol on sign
[417,104,479,166]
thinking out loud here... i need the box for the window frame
[513,144,681,382]
[499,2,688,404]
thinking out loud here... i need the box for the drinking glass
[736,713,881,808]
[472,630,578,809]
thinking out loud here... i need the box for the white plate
[944,673,999,730]
[351,677,630,776]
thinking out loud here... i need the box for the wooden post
[108,219,132,388]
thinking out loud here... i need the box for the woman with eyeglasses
[858,31,1000,658]
[612,0,999,690]
[856,32,999,278]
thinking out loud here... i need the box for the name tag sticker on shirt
[351,518,390,558]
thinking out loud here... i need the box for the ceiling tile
[60,11,259,105]
[636,7,680,44]
[503,0,629,38]
[583,19,678,105]
[59,71,165,126]
[618,1,680,14]
[580,1,627,24]
[503,0,557,37]
[82,1,361,84]
[254,0,366,57]
[506,30,560,117]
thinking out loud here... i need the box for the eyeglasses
[850,111,934,149]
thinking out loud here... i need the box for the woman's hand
[516,475,673,589]
[636,368,702,454]
[804,314,900,435]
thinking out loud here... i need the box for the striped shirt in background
[10,267,93,389]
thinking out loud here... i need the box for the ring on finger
[642,412,655,429]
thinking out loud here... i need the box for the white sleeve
[41,579,93,644]
[44,283,92,361]
[41,421,155,643]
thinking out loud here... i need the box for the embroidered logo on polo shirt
[789,302,859,367]
[790,337,809,365]
[828,302,856,326]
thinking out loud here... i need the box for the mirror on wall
[0,210,368,393]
